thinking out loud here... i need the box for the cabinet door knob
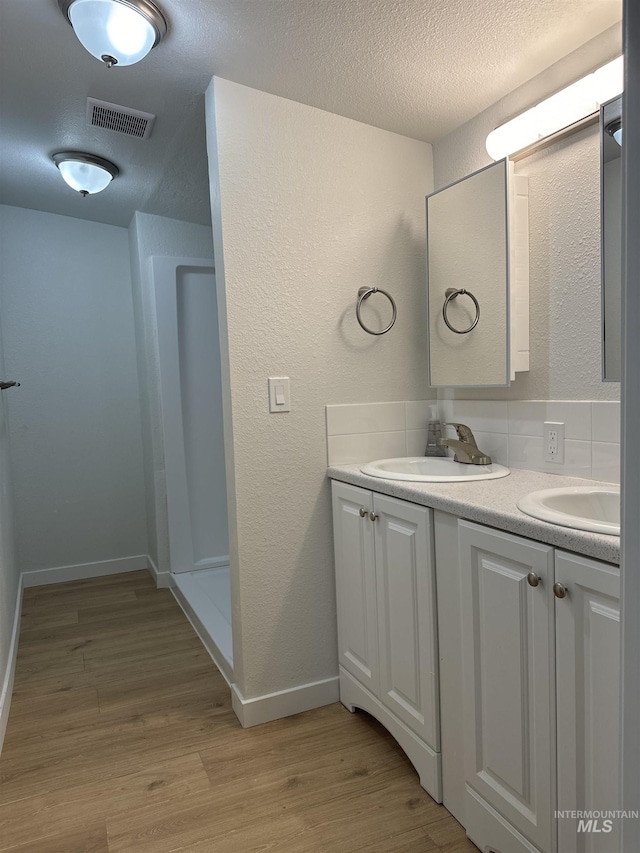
[359,507,367,518]
[553,582,568,599]
[527,572,540,587]
[369,512,379,522]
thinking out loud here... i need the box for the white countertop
[327,464,620,565]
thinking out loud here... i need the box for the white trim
[339,667,442,802]
[21,555,149,588]
[231,675,340,729]
[169,579,234,684]
[0,574,23,754]
[146,555,172,588]
[621,4,640,848]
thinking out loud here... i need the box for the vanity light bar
[486,56,623,160]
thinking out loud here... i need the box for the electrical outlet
[544,421,565,463]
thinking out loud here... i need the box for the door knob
[359,507,367,518]
[0,381,20,390]
[369,512,379,522]
[553,582,568,599]
[527,572,541,587]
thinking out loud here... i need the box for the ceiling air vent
[86,98,156,140]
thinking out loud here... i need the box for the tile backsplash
[326,399,620,483]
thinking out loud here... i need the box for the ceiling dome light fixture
[606,118,623,147]
[52,151,119,197]
[58,0,167,68]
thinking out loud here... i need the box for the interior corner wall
[432,24,622,403]
[0,204,147,573]
[127,212,214,574]
[205,77,434,700]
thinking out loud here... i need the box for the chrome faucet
[438,422,492,465]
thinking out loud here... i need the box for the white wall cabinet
[458,520,621,853]
[426,160,529,388]
[331,480,441,800]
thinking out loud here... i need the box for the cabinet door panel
[555,551,620,853]
[374,494,439,749]
[331,481,378,692]
[459,521,554,853]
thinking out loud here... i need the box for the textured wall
[128,212,215,573]
[0,205,147,572]
[206,78,433,699]
[433,25,621,402]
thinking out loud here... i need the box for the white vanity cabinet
[555,551,621,853]
[458,520,621,853]
[331,480,442,800]
[459,521,556,853]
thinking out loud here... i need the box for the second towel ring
[442,288,480,334]
[356,287,397,335]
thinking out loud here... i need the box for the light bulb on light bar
[486,56,624,160]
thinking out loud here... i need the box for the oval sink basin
[360,457,510,483]
[517,487,620,536]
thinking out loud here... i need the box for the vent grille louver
[86,98,156,140]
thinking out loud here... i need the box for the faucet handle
[444,422,477,445]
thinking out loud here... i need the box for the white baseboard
[231,675,340,728]
[22,555,149,588]
[146,555,172,588]
[0,575,24,755]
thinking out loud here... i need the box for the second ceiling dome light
[58,0,167,68]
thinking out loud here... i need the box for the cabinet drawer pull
[527,572,541,587]
[359,507,367,518]
[553,582,568,599]
[369,512,379,522]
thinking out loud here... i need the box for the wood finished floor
[0,571,478,853]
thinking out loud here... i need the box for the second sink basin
[360,457,510,483]
[517,486,620,535]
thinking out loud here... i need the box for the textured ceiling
[0,0,622,228]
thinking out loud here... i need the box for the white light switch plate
[268,377,291,413]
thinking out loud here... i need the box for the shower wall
[128,212,215,577]
[153,258,228,573]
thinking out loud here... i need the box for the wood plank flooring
[0,571,477,852]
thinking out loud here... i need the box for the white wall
[433,25,622,403]
[206,78,433,700]
[128,212,215,573]
[0,286,18,747]
[0,205,147,573]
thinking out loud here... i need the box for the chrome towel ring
[442,288,480,334]
[356,287,397,336]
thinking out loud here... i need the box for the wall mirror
[601,95,622,382]
[426,159,529,388]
